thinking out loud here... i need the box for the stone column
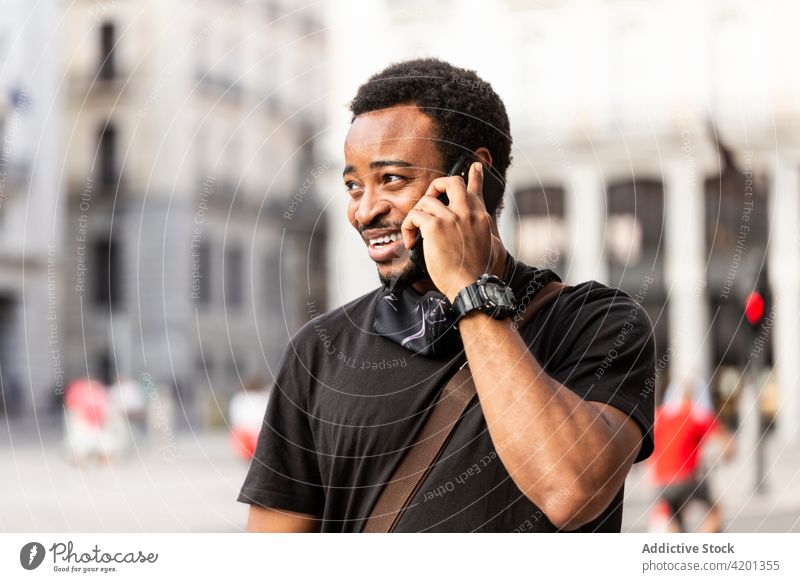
[766,154,800,443]
[564,163,608,284]
[664,157,711,386]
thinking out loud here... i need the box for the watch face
[474,275,516,319]
[484,282,504,304]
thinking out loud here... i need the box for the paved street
[0,417,250,532]
[1,416,799,532]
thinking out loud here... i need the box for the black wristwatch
[452,274,517,323]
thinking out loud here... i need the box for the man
[650,373,736,532]
[238,58,656,532]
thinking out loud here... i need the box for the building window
[0,116,4,229]
[98,123,117,188]
[263,251,282,316]
[99,22,116,80]
[704,169,768,259]
[224,245,244,308]
[514,185,566,271]
[606,179,664,267]
[93,238,121,309]
[605,178,667,371]
[226,357,237,377]
[195,241,212,306]
[196,354,213,377]
[97,352,114,386]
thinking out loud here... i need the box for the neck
[410,277,437,295]
[410,246,510,296]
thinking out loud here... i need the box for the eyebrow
[342,160,414,177]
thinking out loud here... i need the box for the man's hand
[401,161,500,301]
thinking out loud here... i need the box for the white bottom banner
[1,533,798,581]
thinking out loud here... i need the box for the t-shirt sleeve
[237,342,325,516]
[545,282,657,463]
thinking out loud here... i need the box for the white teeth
[369,233,401,246]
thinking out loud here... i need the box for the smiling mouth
[368,232,402,248]
[365,231,407,262]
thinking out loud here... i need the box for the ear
[473,146,493,169]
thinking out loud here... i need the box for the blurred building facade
[0,0,64,416]
[4,0,798,444]
[323,0,799,442]
[59,0,326,426]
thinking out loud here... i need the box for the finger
[466,161,486,211]
[421,176,469,213]
[400,208,436,250]
[413,195,455,220]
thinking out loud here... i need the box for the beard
[377,255,426,292]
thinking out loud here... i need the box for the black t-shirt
[238,267,657,532]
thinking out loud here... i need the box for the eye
[383,173,406,185]
[344,180,362,196]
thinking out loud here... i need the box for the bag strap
[362,280,572,532]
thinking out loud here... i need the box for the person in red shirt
[650,373,736,532]
[229,377,270,462]
[63,377,111,465]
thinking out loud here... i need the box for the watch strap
[453,284,481,319]
[452,275,514,321]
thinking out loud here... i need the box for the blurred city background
[1,0,799,532]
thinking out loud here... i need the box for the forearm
[458,311,633,528]
[246,505,321,532]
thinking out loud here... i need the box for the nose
[354,184,391,227]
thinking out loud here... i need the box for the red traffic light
[744,291,764,325]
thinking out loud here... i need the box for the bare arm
[245,505,321,533]
[458,311,643,531]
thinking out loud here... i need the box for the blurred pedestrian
[649,371,736,532]
[63,377,111,466]
[229,377,270,461]
[145,380,177,450]
[109,376,148,448]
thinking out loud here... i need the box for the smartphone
[408,153,505,276]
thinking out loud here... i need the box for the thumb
[467,161,485,209]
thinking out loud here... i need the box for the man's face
[343,105,445,288]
